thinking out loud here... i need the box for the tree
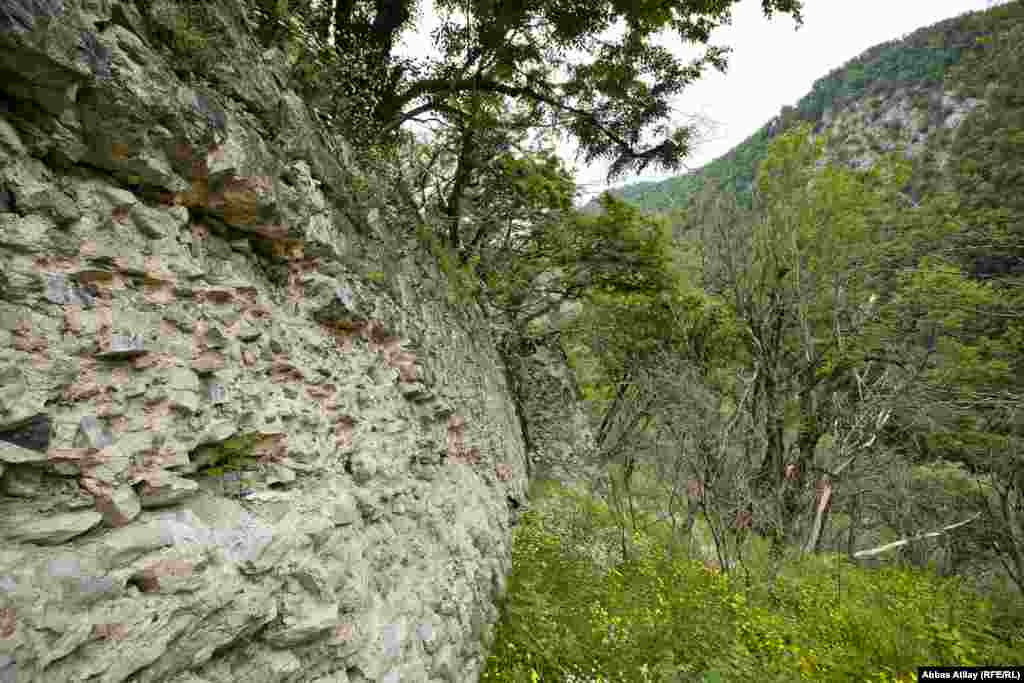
[254,0,802,181]
[879,4,1024,591]
[893,254,1024,591]
[686,124,935,559]
[384,93,564,257]
[250,0,802,272]
[561,230,752,568]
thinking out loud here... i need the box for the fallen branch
[852,513,981,560]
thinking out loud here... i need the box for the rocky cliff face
[814,85,983,176]
[0,2,532,681]
[501,335,598,494]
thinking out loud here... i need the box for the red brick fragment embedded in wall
[133,351,178,371]
[135,559,195,592]
[0,607,15,639]
[64,361,101,402]
[81,477,133,527]
[190,222,210,244]
[287,256,320,305]
[447,415,466,461]
[110,366,131,389]
[192,351,226,373]
[63,304,83,335]
[111,205,131,225]
[143,399,173,431]
[144,280,176,305]
[270,356,305,383]
[13,318,47,354]
[336,416,356,449]
[306,383,337,401]
[253,434,288,463]
[335,623,355,643]
[93,623,128,640]
[36,254,82,271]
[387,350,418,383]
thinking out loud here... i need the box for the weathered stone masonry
[0,1,529,681]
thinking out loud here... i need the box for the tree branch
[381,76,659,162]
[852,513,981,560]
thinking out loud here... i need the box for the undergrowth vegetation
[481,482,1024,683]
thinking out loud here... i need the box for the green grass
[481,482,1024,683]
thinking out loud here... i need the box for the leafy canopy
[253,0,802,180]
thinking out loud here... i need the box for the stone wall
[0,1,528,681]
[502,334,598,494]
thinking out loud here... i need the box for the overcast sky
[395,0,1000,202]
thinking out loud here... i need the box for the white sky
[394,0,1001,202]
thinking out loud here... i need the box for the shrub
[482,483,1024,682]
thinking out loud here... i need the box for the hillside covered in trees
[602,2,1024,215]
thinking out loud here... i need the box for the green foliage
[148,1,219,74]
[248,0,398,148]
[947,2,1024,100]
[614,124,774,214]
[194,434,264,496]
[795,42,960,124]
[480,192,680,331]
[548,5,1024,657]
[870,6,1024,593]
[566,280,740,419]
[729,560,1022,681]
[482,484,1024,682]
[790,4,1024,125]
[481,483,738,683]
[947,10,1024,225]
[412,219,484,306]
[248,0,802,180]
[611,3,1023,216]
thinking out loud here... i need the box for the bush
[727,557,1023,681]
[482,483,1024,682]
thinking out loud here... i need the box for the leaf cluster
[479,192,680,332]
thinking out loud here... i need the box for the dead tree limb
[852,513,981,560]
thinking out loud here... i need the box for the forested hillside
[602,2,1024,215]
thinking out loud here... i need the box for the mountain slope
[598,2,1024,215]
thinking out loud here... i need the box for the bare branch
[852,513,981,560]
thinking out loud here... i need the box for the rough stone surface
[0,414,51,452]
[813,85,985,173]
[503,335,599,495]
[0,509,103,544]
[0,1,536,680]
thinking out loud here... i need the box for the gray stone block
[96,334,147,359]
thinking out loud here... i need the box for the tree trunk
[991,476,1024,595]
[623,453,638,534]
[803,478,833,554]
[595,373,631,457]
[846,493,861,559]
